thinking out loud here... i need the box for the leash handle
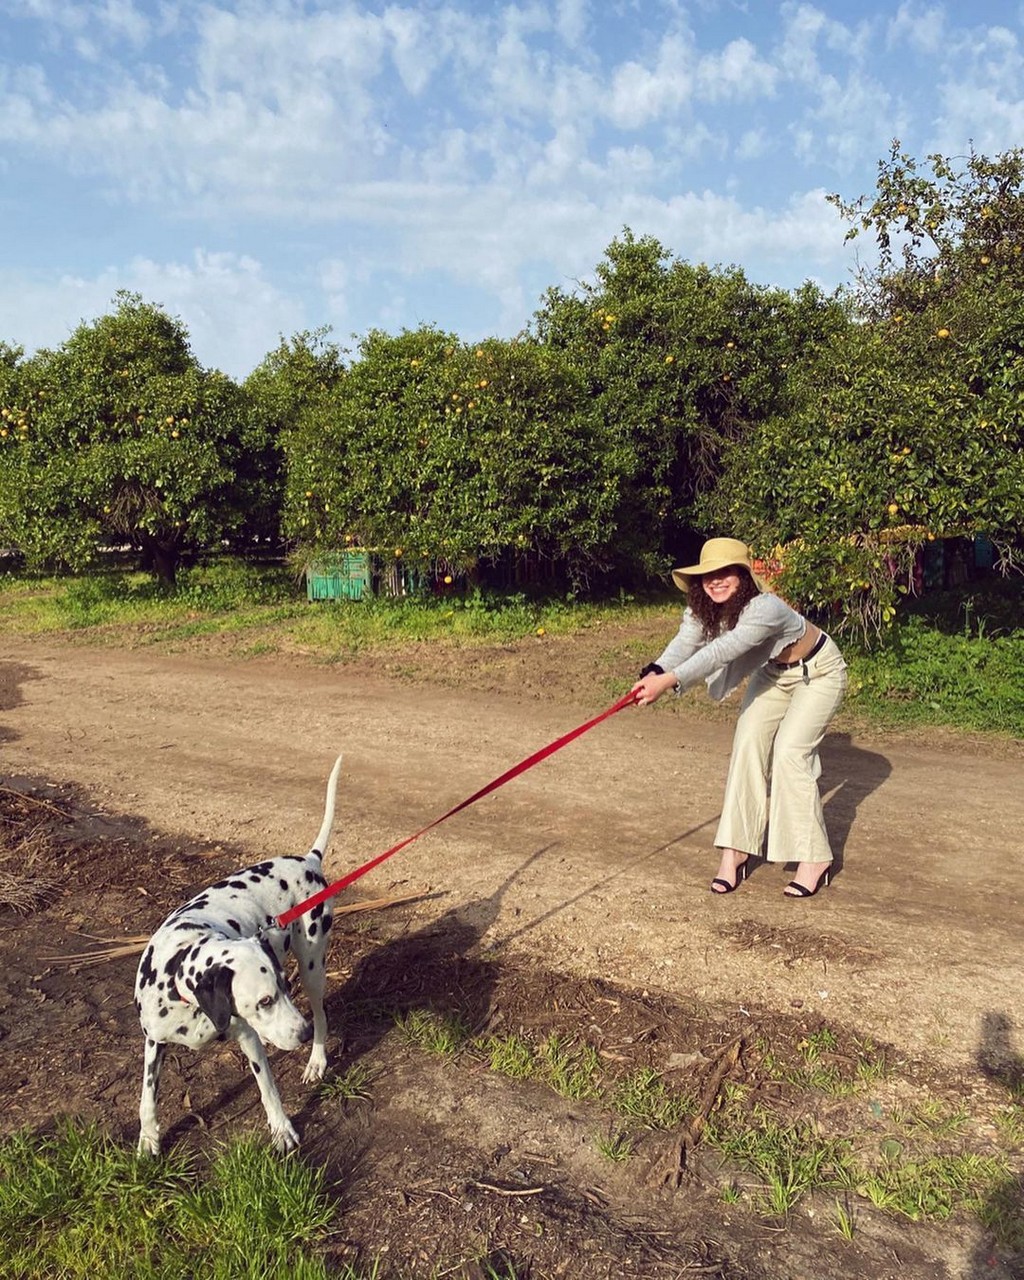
[276,689,640,928]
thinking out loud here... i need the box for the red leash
[276,689,640,928]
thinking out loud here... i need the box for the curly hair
[687,568,761,640]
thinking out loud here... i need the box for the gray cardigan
[655,592,808,702]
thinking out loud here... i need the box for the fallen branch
[44,886,432,966]
[655,1036,744,1190]
[470,1179,546,1197]
[0,786,70,818]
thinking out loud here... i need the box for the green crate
[306,552,371,602]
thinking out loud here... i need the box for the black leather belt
[771,631,828,669]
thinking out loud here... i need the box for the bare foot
[711,848,749,894]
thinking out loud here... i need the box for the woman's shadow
[819,731,893,875]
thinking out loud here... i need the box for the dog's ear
[193,965,235,1038]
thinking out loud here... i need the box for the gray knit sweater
[655,592,808,702]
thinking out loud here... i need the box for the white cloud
[607,33,694,128]
[696,37,779,102]
[0,251,306,377]
[887,2,947,55]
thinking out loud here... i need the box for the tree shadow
[819,730,893,875]
[972,1012,1024,1278]
[326,842,560,1069]
[0,660,35,744]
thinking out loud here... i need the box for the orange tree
[702,145,1024,632]
[0,293,269,586]
[242,327,348,548]
[532,230,849,577]
[282,325,619,590]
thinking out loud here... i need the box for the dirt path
[3,636,1021,1077]
[2,634,1024,1278]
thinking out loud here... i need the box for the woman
[632,537,847,897]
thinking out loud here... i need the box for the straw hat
[671,537,769,594]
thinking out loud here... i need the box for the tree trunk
[138,534,179,588]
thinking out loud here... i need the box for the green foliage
[0,293,275,586]
[284,326,618,591]
[534,230,849,574]
[704,146,1024,632]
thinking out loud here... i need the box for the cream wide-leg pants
[714,636,848,864]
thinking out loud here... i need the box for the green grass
[394,1006,470,1056]
[843,586,1024,735]
[0,1121,339,1279]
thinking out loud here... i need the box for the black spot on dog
[226,919,241,934]
[322,916,334,935]
[307,922,319,939]
[251,1060,262,1075]
[279,878,290,892]
[137,947,158,989]
[175,1025,189,1036]
[164,947,189,978]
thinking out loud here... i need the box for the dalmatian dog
[134,755,342,1155]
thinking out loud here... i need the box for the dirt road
[3,636,1021,1075]
[2,633,1023,1278]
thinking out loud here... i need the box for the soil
[1,621,1023,1279]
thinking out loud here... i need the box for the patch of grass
[994,1104,1024,1147]
[0,1121,336,1279]
[612,1067,691,1130]
[845,606,1024,736]
[315,1062,375,1102]
[3,562,1023,735]
[394,1007,469,1057]
[537,1034,602,1101]
[855,1151,1007,1223]
[477,1032,536,1080]
[594,1130,635,1162]
[707,1106,852,1219]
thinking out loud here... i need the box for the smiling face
[700,566,743,604]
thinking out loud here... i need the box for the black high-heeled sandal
[783,866,831,898]
[711,857,749,895]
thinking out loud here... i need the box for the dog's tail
[311,754,343,858]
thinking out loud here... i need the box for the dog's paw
[271,1120,300,1153]
[301,1049,327,1084]
[137,1130,161,1157]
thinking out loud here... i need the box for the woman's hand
[631,670,680,706]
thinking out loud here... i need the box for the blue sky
[2,0,1023,379]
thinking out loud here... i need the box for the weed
[832,1196,857,1240]
[477,1032,536,1080]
